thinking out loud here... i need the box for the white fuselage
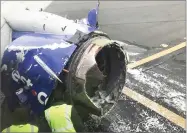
[1,1,90,58]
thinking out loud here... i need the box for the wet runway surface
[46,1,186,132]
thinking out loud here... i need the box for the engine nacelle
[1,2,128,117]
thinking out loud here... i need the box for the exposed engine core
[63,31,128,116]
[1,2,128,117]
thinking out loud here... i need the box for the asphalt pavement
[46,1,186,132]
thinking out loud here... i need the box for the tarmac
[45,1,186,132]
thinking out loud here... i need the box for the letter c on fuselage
[38,92,47,105]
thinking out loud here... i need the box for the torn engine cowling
[1,30,128,117]
[1,1,128,116]
[64,31,128,116]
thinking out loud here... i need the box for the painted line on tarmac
[123,42,186,129]
[123,87,186,129]
[127,42,186,69]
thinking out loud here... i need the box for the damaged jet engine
[1,2,129,118]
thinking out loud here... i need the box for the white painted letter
[12,70,20,82]
[38,92,47,105]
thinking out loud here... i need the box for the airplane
[1,1,129,117]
